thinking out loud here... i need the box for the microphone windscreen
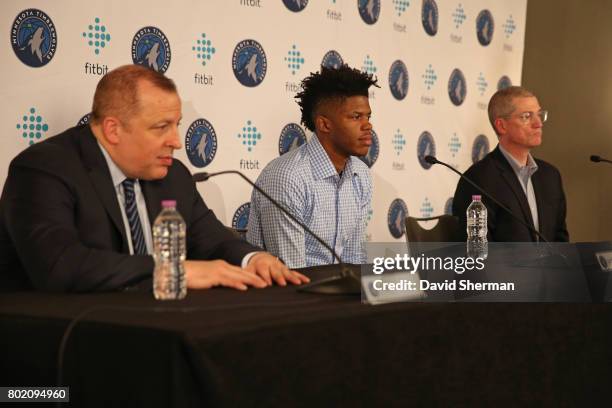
[192,172,210,182]
[423,155,437,165]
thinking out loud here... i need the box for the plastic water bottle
[153,200,187,300]
[466,195,488,260]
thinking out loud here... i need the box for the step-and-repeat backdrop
[1,0,526,242]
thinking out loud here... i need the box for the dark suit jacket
[452,146,569,242]
[0,125,259,292]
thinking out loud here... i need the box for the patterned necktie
[121,178,148,255]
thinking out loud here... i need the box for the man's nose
[167,126,182,149]
[532,116,543,128]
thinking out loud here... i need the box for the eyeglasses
[505,110,548,124]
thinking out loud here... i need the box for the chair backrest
[405,215,461,243]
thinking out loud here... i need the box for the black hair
[296,64,379,132]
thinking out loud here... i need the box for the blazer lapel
[78,127,129,253]
[491,147,537,240]
[140,180,162,228]
[531,171,545,235]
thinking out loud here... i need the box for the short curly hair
[296,64,379,132]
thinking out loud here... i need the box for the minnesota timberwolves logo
[471,134,490,164]
[131,26,171,73]
[283,0,309,12]
[77,113,91,126]
[11,9,57,67]
[279,123,306,156]
[388,60,409,101]
[476,10,494,46]
[321,50,343,69]
[421,0,439,36]
[359,129,379,168]
[417,131,436,169]
[387,198,408,239]
[444,197,453,215]
[185,119,218,168]
[232,203,251,230]
[497,75,512,90]
[358,0,381,25]
[448,68,467,106]
[232,39,267,87]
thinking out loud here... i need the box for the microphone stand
[193,170,361,295]
[424,155,548,243]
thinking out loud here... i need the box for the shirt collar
[498,144,538,176]
[97,140,130,188]
[307,134,343,180]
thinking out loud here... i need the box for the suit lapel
[140,180,162,228]
[78,126,129,253]
[491,147,537,240]
[531,170,545,234]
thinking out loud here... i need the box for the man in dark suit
[453,86,569,242]
[0,64,309,292]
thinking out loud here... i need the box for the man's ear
[101,116,122,145]
[494,117,507,136]
[315,115,332,135]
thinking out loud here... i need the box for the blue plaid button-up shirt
[247,135,372,268]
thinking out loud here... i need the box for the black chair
[404,215,461,243]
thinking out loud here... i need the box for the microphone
[590,155,612,164]
[424,155,549,243]
[193,170,361,295]
[192,172,212,182]
[423,155,438,166]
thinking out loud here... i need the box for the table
[1,248,612,407]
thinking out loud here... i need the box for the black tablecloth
[2,281,612,407]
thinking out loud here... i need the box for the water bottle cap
[161,200,177,208]
[472,195,482,201]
